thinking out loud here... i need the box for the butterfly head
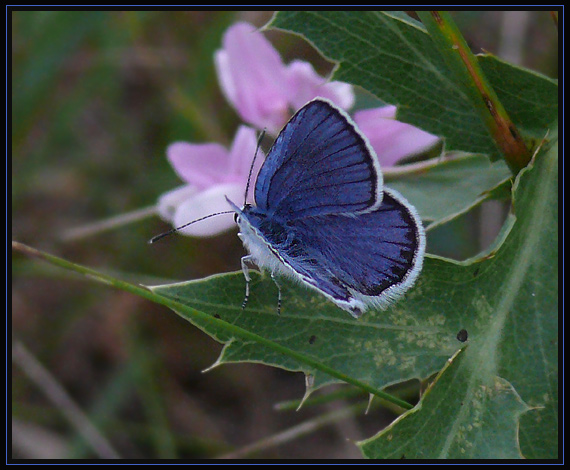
[233,203,252,224]
[225,196,250,223]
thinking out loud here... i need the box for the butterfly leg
[270,271,282,315]
[240,255,254,310]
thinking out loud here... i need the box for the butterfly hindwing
[244,189,425,316]
[254,99,383,219]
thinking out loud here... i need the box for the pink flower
[354,106,441,167]
[214,22,354,134]
[156,22,440,239]
[157,126,263,237]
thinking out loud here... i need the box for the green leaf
[359,349,530,459]
[359,130,558,458]
[269,11,557,162]
[150,273,462,394]
[385,154,512,229]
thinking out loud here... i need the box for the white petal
[172,183,245,237]
[156,185,198,221]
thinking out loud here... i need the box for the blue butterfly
[226,98,425,318]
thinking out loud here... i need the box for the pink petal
[354,107,440,167]
[166,142,230,190]
[214,49,237,106]
[286,60,355,111]
[228,125,265,184]
[172,183,244,237]
[227,126,259,176]
[356,105,397,120]
[214,22,291,133]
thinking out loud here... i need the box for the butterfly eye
[234,213,239,223]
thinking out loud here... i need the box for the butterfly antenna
[149,211,234,244]
[244,129,266,206]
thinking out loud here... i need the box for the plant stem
[59,205,157,242]
[549,11,558,29]
[417,11,531,174]
[12,241,414,411]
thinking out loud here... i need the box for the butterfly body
[227,98,425,318]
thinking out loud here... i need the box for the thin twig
[59,205,157,242]
[12,340,120,459]
[217,402,367,459]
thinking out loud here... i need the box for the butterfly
[225,98,425,318]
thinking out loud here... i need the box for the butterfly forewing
[254,99,383,219]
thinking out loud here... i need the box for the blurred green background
[11,11,557,459]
